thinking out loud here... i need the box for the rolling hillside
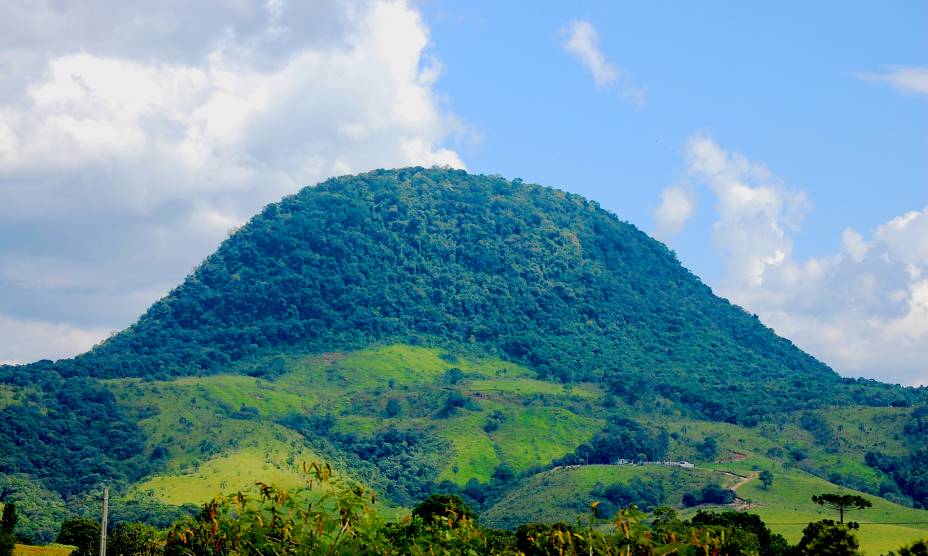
[110,344,928,551]
[1,168,926,552]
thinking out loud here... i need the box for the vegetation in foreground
[6,463,928,556]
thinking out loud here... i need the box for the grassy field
[13,545,73,556]
[482,464,725,529]
[97,342,928,554]
[435,412,501,483]
[482,460,928,553]
[133,440,322,505]
[110,343,600,490]
[730,464,928,553]
[489,406,600,472]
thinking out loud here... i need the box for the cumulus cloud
[859,66,928,96]
[0,0,465,363]
[686,134,809,286]
[561,20,645,105]
[653,184,696,241]
[0,313,113,364]
[683,134,928,385]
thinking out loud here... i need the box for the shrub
[682,484,735,507]
[57,519,100,556]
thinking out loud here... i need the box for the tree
[811,493,872,523]
[444,368,465,385]
[384,398,402,417]
[107,522,161,556]
[759,470,774,490]
[887,539,928,556]
[0,503,16,556]
[491,464,515,485]
[57,519,100,556]
[412,494,476,527]
[794,520,861,555]
[698,436,719,461]
[683,484,735,507]
[690,511,790,556]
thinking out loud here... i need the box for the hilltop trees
[59,167,903,424]
[812,493,872,523]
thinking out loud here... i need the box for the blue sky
[422,1,926,280]
[0,1,925,385]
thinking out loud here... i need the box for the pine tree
[0,503,17,556]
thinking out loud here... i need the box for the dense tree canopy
[866,451,928,508]
[0,363,150,497]
[57,519,100,556]
[39,167,912,422]
[553,418,668,466]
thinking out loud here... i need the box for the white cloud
[653,184,696,240]
[683,134,928,385]
[561,20,645,105]
[0,313,112,364]
[562,21,616,88]
[686,133,809,287]
[859,66,928,96]
[0,0,466,363]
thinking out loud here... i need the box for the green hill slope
[62,167,914,422]
[108,343,928,553]
[1,168,926,548]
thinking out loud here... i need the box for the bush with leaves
[165,462,383,556]
[690,511,789,556]
[107,521,162,556]
[885,538,928,556]
[793,519,861,556]
[411,494,477,527]
[682,484,736,507]
[57,518,100,556]
[591,478,665,515]
[553,418,668,466]
[159,460,782,555]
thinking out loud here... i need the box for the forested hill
[41,167,909,422]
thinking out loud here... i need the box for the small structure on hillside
[613,458,695,468]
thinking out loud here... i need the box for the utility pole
[99,486,108,556]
